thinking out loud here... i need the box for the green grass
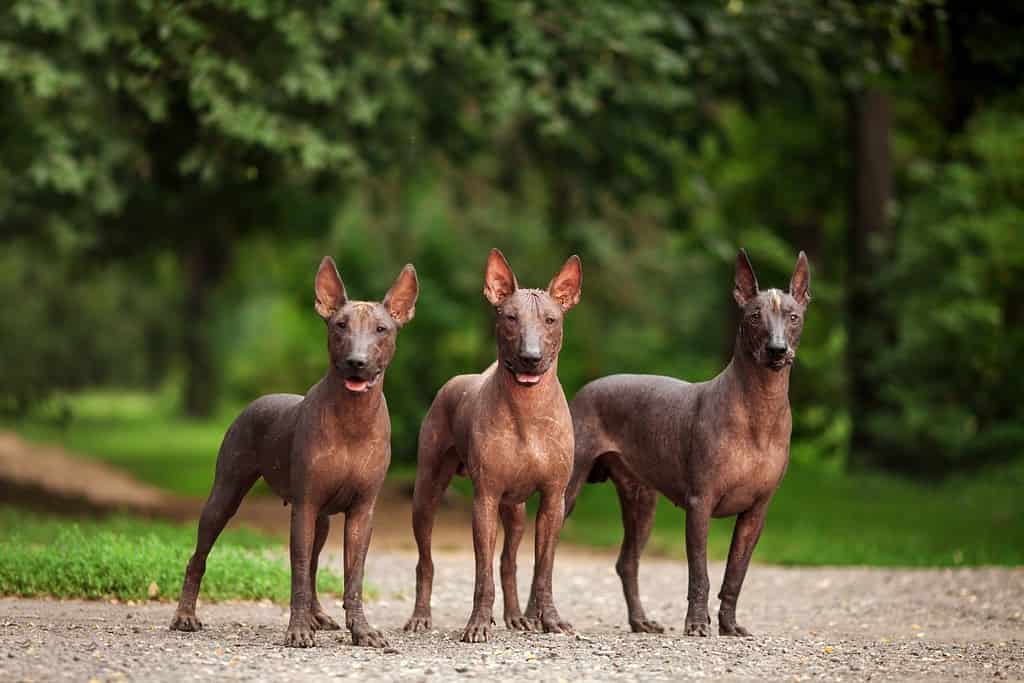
[0,506,346,602]
[562,460,1024,566]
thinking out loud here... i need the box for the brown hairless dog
[564,249,811,637]
[169,256,418,648]
[403,249,581,643]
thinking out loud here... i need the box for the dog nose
[346,355,368,369]
[766,341,788,357]
[518,350,542,367]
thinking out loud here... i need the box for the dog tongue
[344,378,369,392]
[516,373,542,385]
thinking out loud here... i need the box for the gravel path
[2,550,1022,681]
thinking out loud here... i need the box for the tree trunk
[846,89,892,469]
[182,236,229,417]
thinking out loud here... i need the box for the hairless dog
[170,256,418,648]
[564,249,811,636]
[404,249,581,643]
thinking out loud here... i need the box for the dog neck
[321,368,386,433]
[492,358,562,415]
[722,335,791,424]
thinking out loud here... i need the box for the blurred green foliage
[1,1,1022,477]
[869,109,1024,472]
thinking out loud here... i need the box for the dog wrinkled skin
[170,256,418,649]
[404,249,581,643]
[564,250,811,637]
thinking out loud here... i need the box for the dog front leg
[309,514,341,630]
[462,493,499,643]
[718,500,768,636]
[530,489,574,634]
[343,496,387,647]
[684,498,712,636]
[285,501,318,647]
[500,502,532,630]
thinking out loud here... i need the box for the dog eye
[789,314,800,323]
[376,325,387,333]
[749,311,761,321]
[335,320,347,330]
[505,314,517,322]
[545,316,556,325]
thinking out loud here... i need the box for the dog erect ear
[483,248,518,306]
[383,264,419,326]
[733,249,759,307]
[547,254,582,311]
[789,250,812,306]
[314,256,347,320]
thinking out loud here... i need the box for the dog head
[314,256,418,393]
[483,248,581,387]
[733,249,811,371]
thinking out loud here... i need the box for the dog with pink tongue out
[171,256,418,649]
[404,248,582,643]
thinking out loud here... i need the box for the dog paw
[684,619,710,637]
[311,610,342,631]
[460,617,493,643]
[541,617,574,635]
[169,613,202,632]
[538,608,574,635]
[719,621,753,637]
[505,614,536,631]
[284,625,316,648]
[403,614,432,633]
[629,618,665,634]
[351,624,388,648]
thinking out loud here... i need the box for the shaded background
[1,1,1022,569]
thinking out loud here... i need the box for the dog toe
[460,623,492,643]
[169,613,202,632]
[630,618,665,634]
[684,621,710,637]
[505,615,535,631]
[312,611,342,631]
[352,627,388,648]
[543,619,575,635]
[403,616,431,633]
[284,626,316,648]
[720,622,753,637]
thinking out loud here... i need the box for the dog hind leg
[171,438,258,631]
[610,463,663,633]
[404,403,458,632]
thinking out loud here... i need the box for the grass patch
[563,460,1024,566]
[0,506,346,602]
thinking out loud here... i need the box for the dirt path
[2,550,1022,681]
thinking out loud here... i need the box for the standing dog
[170,256,418,648]
[404,249,581,643]
[565,250,810,636]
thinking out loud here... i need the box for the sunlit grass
[0,506,348,602]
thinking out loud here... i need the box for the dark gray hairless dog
[564,249,811,637]
[404,249,581,643]
[170,256,418,648]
